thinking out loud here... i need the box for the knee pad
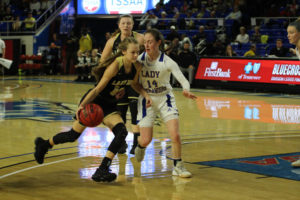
[129,99,138,125]
[53,129,81,144]
[108,123,128,154]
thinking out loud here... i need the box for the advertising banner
[77,0,170,15]
[195,58,300,85]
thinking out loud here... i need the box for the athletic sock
[133,132,140,146]
[138,144,145,149]
[45,140,53,148]
[100,157,112,170]
[174,158,182,167]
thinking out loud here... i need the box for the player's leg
[34,120,85,164]
[165,119,191,178]
[160,93,191,178]
[135,96,156,162]
[128,96,140,154]
[116,97,129,154]
[92,113,128,182]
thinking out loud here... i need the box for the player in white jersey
[134,29,197,178]
[287,19,300,167]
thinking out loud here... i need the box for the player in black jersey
[101,14,144,154]
[33,37,151,182]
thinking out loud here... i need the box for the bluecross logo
[244,62,261,74]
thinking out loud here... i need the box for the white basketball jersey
[137,51,190,95]
[296,47,300,60]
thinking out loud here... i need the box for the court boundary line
[0,156,80,180]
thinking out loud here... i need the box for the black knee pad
[129,98,138,125]
[53,129,81,144]
[108,123,128,154]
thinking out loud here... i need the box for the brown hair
[289,19,300,32]
[112,14,134,37]
[92,37,138,82]
[144,28,165,52]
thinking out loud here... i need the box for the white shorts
[137,92,179,127]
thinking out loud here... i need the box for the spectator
[156,11,169,30]
[165,25,180,43]
[3,7,14,21]
[235,26,249,44]
[224,44,237,57]
[65,31,78,74]
[192,25,207,46]
[74,50,86,82]
[40,0,54,13]
[250,26,261,44]
[185,10,195,29]
[177,41,197,85]
[244,44,256,57]
[24,12,36,31]
[30,0,41,15]
[179,34,193,52]
[180,0,190,14]
[269,39,290,57]
[11,15,22,32]
[225,5,242,37]
[206,10,218,30]
[49,33,61,74]
[207,39,225,56]
[79,28,93,53]
[197,5,209,18]
[138,10,158,30]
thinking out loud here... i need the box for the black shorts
[78,89,120,118]
[117,86,139,105]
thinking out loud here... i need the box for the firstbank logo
[204,61,231,78]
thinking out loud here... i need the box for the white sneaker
[172,161,192,178]
[135,146,146,162]
[291,159,300,167]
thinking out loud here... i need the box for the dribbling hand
[145,96,152,108]
[76,105,84,121]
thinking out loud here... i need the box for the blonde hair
[92,37,138,82]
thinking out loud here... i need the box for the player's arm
[170,60,197,100]
[131,62,152,107]
[100,37,114,63]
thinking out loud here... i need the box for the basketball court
[0,76,299,200]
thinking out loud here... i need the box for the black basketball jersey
[112,31,138,54]
[98,56,136,101]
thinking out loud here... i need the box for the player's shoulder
[138,52,146,62]
[162,53,176,65]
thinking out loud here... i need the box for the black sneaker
[92,167,117,182]
[34,137,50,164]
[118,142,128,154]
[129,145,137,155]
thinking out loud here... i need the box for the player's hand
[115,88,125,100]
[183,90,197,100]
[76,105,84,121]
[145,96,152,108]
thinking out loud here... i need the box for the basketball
[79,104,104,127]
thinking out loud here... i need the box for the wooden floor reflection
[0,76,299,200]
